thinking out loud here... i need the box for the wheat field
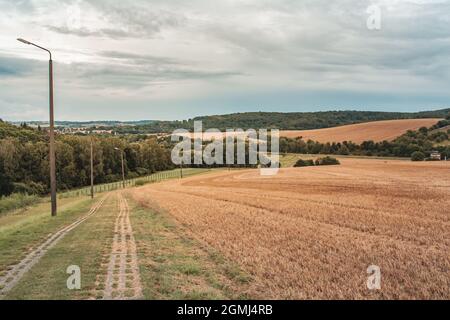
[281,118,442,143]
[131,159,450,299]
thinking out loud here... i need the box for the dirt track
[0,195,109,297]
[100,193,142,300]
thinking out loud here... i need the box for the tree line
[0,120,174,197]
[99,109,450,134]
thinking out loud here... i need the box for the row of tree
[0,120,175,197]
[99,109,450,134]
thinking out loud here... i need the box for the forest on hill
[110,108,450,134]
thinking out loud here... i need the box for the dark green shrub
[136,167,149,176]
[0,193,40,215]
[315,156,340,166]
[411,151,425,162]
[294,159,315,167]
[135,179,147,187]
[13,182,47,195]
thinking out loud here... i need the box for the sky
[0,0,449,121]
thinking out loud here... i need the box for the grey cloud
[99,51,181,66]
[0,55,45,77]
[3,0,450,121]
[45,25,130,39]
[46,0,184,39]
[70,62,242,89]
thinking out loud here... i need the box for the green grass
[0,194,41,216]
[0,196,94,274]
[280,154,304,167]
[4,195,117,300]
[128,197,252,300]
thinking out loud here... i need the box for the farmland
[131,158,450,299]
[281,119,442,143]
[0,168,248,300]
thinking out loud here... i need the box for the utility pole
[18,38,57,216]
[115,147,126,188]
[180,163,183,179]
[121,151,125,188]
[90,138,94,199]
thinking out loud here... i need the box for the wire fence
[59,168,211,198]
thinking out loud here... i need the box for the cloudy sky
[0,0,449,121]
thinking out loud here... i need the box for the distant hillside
[15,120,156,128]
[13,108,450,134]
[114,108,450,133]
[192,109,450,130]
[281,118,443,144]
[0,120,43,142]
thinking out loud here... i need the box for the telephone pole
[121,151,125,188]
[90,138,94,199]
[114,148,126,188]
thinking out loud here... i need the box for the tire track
[101,193,143,300]
[0,195,109,298]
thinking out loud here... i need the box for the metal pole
[90,138,94,199]
[49,58,57,216]
[18,38,57,217]
[180,163,183,179]
[121,151,125,188]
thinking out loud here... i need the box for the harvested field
[131,159,450,299]
[281,118,442,143]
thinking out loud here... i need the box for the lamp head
[17,38,31,45]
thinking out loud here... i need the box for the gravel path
[0,195,109,298]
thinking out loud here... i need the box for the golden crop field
[131,159,450,300]
[281,118,442,143]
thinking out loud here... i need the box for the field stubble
[132,159,450,299]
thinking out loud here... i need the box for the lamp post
[114,148,126,188]
[18,38,57,216]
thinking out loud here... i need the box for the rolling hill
[280,119,442,143]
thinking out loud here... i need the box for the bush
[0,193,40,215]
[294,159,315,167]
[411,151,425,162]
[135,167,149,176]
[315,156,341,166]
[127,172,139,179]
[135,179,148,187]
[13,182,47,195]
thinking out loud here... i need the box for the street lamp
[18,38,57,216]
[114,148,126,188]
